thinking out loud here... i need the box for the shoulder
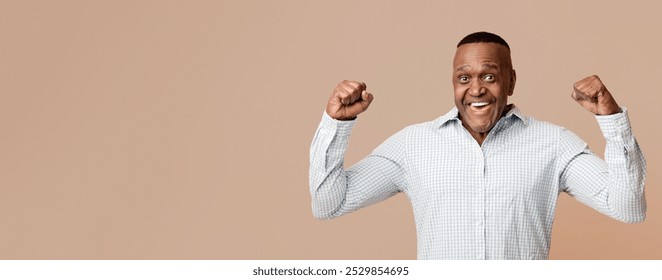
[396,118,442,139]
[515,111,567,135]
[399,107,462,135]
[373,117,444,152]
[518,113,587,151]
[522,114,564,133]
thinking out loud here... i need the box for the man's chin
[458,111,498,133]
[465,121,495,134]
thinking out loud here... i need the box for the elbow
[615,211,646,224]
[311,203,338,221]
[609,192,647,224]
[310,183,344,221]
[621,213,646,224]
[312,211,334,221]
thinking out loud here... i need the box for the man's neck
[462,103,514,146]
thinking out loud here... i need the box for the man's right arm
[309,112,405,220]
[308,80,404,220]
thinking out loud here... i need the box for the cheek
[454,91,463,101]
[453,87,466,102]
[489,85,508,101]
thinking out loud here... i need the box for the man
[308,32,646,259]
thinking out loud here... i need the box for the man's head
[452,32,516,143]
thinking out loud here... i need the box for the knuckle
[342,85,351,93]
[347,81,360,91]
[340,80,354,89]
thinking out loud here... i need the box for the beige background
[0,0,660,259]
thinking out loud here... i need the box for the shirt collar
[434,104,528,129]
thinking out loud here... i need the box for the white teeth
[471,102,489,107]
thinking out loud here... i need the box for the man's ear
[509,69,517,96]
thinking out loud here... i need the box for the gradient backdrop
[0,0,660,259]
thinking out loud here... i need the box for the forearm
[597,108,647,222]
[309,113,356,220]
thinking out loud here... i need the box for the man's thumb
[360,91,374,109]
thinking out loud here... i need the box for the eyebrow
[456,63,500,72]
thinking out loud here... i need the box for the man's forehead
[455,63,499,72]
[453,44,512,73]
[453,43,510,65]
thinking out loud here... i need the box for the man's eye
[458,76,470,83]
[483,74,495,82]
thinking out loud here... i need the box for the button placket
[475,147,487,259]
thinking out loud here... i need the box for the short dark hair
[457,31,510,49]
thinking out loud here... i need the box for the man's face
[452,43,516,138]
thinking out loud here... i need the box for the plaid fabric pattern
[309,106,646,259]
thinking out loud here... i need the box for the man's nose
[468,80,485,96]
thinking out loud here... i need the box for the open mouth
[466,101,493,115]
[470,102,490,107]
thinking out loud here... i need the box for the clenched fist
[326,80,374,120]
[571,75,622,115]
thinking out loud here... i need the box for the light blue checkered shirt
[309,105,646,259]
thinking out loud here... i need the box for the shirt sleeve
[559,107,647,223]
[308,112,406,220]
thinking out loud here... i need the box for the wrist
[597,103,622,115]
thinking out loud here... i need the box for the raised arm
[561,75,646,223]
[309,81,405,220]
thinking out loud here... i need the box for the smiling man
[309,32,646,259]
[453,36,516,145]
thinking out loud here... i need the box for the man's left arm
[561,75,646,223]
